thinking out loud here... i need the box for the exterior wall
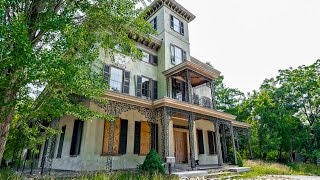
[195,120,218,165]
[50,106,161,171]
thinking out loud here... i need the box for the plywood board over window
[102,118,121,155]
[140,121,151,155]
[102,121,111,155]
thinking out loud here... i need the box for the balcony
[163,58,220,110]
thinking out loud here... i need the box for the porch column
[166,77,170,97]
[185,69,193,103]
[188,113,196,169]
[235,129,240,152]
[246,129,253,159]
[161,107,170,159]
[213,120,223,166]
[230,124,238,165]
[210,80,216,109]
[221,124,228,163]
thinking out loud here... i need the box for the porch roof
[103,92,251,129]
[163,58,221,80]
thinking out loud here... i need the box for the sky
[171,0,320,93]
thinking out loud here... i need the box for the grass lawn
[240,160,320,179]
[0,169,178,180]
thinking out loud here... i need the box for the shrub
[139,149,165,174]
[237,152,244,167]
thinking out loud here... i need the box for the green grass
[288,162,320,176]
[0,169,178,180]
[0,168,22,180]
[239,160,320,179]
[70,172,178,180]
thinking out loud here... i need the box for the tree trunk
[0,112,14,166]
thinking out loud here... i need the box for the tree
[0,0,154,163]
[214,76,245,114]
[237,60,319,162]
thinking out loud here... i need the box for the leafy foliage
[139,149,165,174]
[0,0,154,162]
[237,152,244,167]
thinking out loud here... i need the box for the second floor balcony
[163,57,221,110]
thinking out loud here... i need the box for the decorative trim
[146,0,196,23]
[163,60,221,80]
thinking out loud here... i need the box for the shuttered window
[57,126,66,158]
[137,76,157,100]
[207,131,216,154]
[153,80,158,100]
[104,65,130,94]
[170,44,186,64]
[70,120,84,156]
[123,71,130,94]
[140,49,158,65]
[150,16,157,30]
[170,15,184,35]
[197,129,204,154]
[119,119,128,154]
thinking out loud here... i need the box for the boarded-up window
[102,118,123,155]
[207,131,216,154]
[134,121,152,155]
[197,129,204,154]
[140,121,151,155]
[102,121,111,155]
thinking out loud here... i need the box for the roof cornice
[146,0,196,23]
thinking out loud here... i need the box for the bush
[139,149,165,174]
[237,152,244,167]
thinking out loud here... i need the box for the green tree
[214,76,245,114]
[0,0,154,163]
[239,60,319,162]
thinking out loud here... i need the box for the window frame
[139,49,158,66]
[109,66,124,93]
[70,120,84,156]
[170,15,184,35]
[141,76,152,99]
[170,44,185,65]
[150,16,157,30]
[207,130,216,155]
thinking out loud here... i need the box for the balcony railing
[172,93,212,109]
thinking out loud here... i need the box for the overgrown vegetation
[139,149,165,175]
[236,152,244,167]
[0,170,177,180]
[215,60,320,163]
[0,168,21,180]
[240,160,320,178]
[0,0,154,164]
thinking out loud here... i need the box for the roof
[146,0,196,23]
[163,58,221,80]
[129,33,162,51]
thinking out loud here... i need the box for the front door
[174,130,188,163]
